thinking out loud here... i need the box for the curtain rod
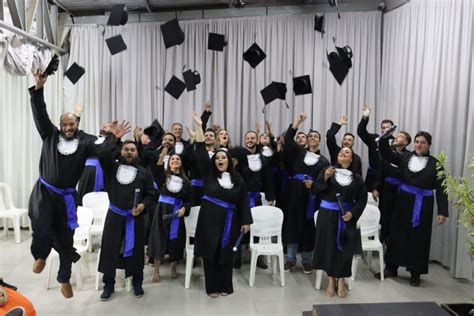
[0,21,67,54]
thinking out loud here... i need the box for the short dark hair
[380,119,394,128]
[307,129,321,139]
[210,149,238,180]
[415,131,432,145]
[343,132,355,140]
[121,140,137,149]
[163,132,177,143]
[296,131,306,137]
[245,130,258,138]
[399,130,412,145]
[205,128,216,137]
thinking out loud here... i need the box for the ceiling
[52,0,384,16]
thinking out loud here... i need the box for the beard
[61,131,77,140]
[120,156,138,165]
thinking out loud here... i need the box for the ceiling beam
[26,0,39,32]
[7,0,24,29]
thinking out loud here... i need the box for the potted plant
[437,152,474,315]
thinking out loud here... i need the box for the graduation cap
[314,14,325,33]
[327,51,349,85]
[160,19,185,49]
[260,81,288,104]
[182,69,201,91]
[64,62,85,84]
[43,54,59,77]
[165,75,186,99]
[105,34,127,55]
[208,32,227,51]
[293,75,312,95]
[243,43,266,68]
[107,4,128,26]
[144,119,165,149]
[336,45,353,69]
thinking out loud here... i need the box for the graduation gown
[357,116,382,191]
[379,138,449,275]
[182,143,210,206]
[281,125,330,251]
[147,165,191,262]
[193,142,253,264]
[374,147,409,242]
[326,122,363,176]
[98,139,156,277]
[28,87,99,264]
[312,168,367,277]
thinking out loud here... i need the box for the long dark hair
[335,147,359,175]
[165,154,189,181]
[209,149,239,182]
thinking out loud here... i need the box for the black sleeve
[195,142,211,178]
[373,163,385,192]
[326,122,342,165]
[150,164,166,185]
[237,178,253,225]
[379,138,402,166]
[350,177,368,221]
[201,110,212,132]
[434,158,449,217]
[357,117,376,149]
[182,182,193,216]
[283,124,300,157]
[141,170,157,215]
[29,87,56,140]
[97,135,121,174]
[313,168,330,194]
[262,159,276,201]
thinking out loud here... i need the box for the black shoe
[257,258,268,270]
[409,275,421,287]
[133,285,144,298]
[233,257,242,269]
[374,268,398,279]
[100,288,114,301]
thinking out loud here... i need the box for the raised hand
[74,103,84,117]
[111,120,131,139]
[324,166,336,181]
[192,110,203,126]
[339,116,348,126]
[265,120,273,134]
[33,69,47,90]
[186,126,197,139]
[362,104,371,117]
[255,122,261,134]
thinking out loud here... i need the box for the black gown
[356,116,381,191]
[27,87,99,282]
[147,165,191,262]
[312,168,367,277]
[326,122,363,176]
[374,147,409,242]
[193,143,253,265]
[98,138,156,277]
[379,139,449,275]
[281,125,330,251]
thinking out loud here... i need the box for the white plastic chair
[260,192,269,206]
[367,192,379,206]
[184,206,200,289]
[0,183,29,244]
[45,206,93,290]
[352,204,384,282]
[314,210,357,291]
[82,192,109,252]
[248,205,285,287]
[94,248,132,292]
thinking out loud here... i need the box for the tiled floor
[1,229,473,316]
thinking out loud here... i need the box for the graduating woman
[281,113,330,273]
[148,149,191,282]
[312,147,367,298]
[378,131,448,286]
[192,111,252,297]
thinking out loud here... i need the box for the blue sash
[202,195,236,249]
[153,181,159,190]
[39,177,78,230]
[191,179,204,187]
[158,195,183,240]
[399,183,434,228]
[248,191,261,209]
[85,158,104,192]
[109,204,135,257]
[384,176,401,187]
[320,200,354,251]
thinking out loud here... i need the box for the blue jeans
[285,243,313,265]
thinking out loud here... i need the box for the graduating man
[28,73,105,298]
[326,116,362,175]
[98,128,156,300]
[356,105,395,191]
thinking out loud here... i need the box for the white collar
[408,155,429,173]
[218,172,234,189]
[261,146,273,157]
[247,154,262,172]
[304,151,320,166]
[116,164,138,185]
[166,175,183,193]
[58,135,79,155]
[335,168,353,186]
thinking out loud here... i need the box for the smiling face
[60,113,78,139]
[172,123,183,140]
[296,133,307,146]
[307,131,320,148]
[381,121,393,134]
[168,154,182,172]
[394,132,408,147]
[214,151,229,172]
[205,130,216,147]
[337,147,353,166]
[245,131,258,150]
[162,133,176,149]
[341,134,354,148]
[121,142,138,164]
[414,135,430,156]
[259,133,270,146]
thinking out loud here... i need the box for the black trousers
[103,271,144,290]
[202,258,233,294]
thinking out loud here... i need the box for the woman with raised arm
[191,111,252,298]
